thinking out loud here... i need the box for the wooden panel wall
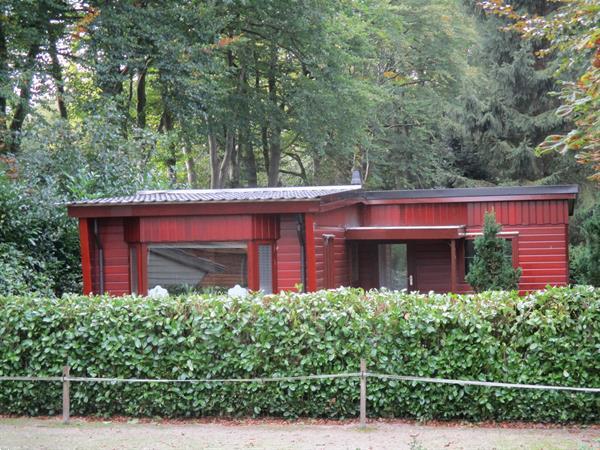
[276,215,302,291]
[465,224,569,291]
[360,200,571,293]
[314,229,348,289]
[364,203,467,226]
[138,215,278,242]
[467,200,569,226]
[363,200,570,227]
[313,206,359,290]
[90,218,130,296]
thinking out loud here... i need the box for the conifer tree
[466,211,522,292]
[449,1,566,184]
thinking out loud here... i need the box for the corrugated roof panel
[68,185,362,206]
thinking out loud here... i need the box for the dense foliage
[480,0,599,181]
[570,205,600,286]
[0,287,598,422]
[466,211,521,292]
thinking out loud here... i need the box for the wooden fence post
[360,358,367,428]
[62,365,70,424]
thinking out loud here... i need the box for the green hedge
[0,287,598,422]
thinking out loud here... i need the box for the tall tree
[448,1,565,185]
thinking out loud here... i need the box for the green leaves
[0,286,598,421]
[466,211,522,292]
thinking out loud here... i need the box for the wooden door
[409,241,451,293]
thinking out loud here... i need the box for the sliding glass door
[378,244,408,290]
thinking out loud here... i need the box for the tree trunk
[0,21,8,153]
[267,50,281,187]
[9,42,40,153]
[208,127,221,188]
[268,127,281,187]
[136,67,147,128]
[217,128,234,188]
[261,126,270,174]
[182,140,197,187]
[229,135,240,188]
[240,130,257,187]
[159,108,177,186]
[48,29,67,120]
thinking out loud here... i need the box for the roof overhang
[345,225,466,240]
[67,199,323,218]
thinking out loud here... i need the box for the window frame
[462,233,519,281]
[251,240,277,294]
[145,241,250,294]
[257,241,276,294]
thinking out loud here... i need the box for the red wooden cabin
[67,184,578,296]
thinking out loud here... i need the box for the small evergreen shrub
[0,287,598,422]
[466,211,522,292]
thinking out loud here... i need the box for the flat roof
[363,185,579,200]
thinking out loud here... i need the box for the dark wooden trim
[68,201,321,218]
[363,194,576,206]
[346,226,465,240]
[271,241,278,294]
[450,239,457,293]
[323,235,335,289]
[305,213,317,292]
[565,224,569,282]
[247,241,258,291]
[363,185,578,200]
[79,218,93,295]
[139,243,148,295]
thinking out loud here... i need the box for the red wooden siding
[276,215,302,291]
[360,200,571,292]
[81,195,573,296]
[364,203,467,226]
[465,224,569,291]
[312,206,359,289]
[467,200,569,226]
[91,218,130,296]
[314,228,348,289]
[79,219,93,295]
[138,215,276,242]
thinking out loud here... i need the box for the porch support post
[450,239,457,293]
[304,213,317,292]
[138,243,148,296]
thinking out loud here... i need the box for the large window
[464,238,514,277]
[148,243,247,294]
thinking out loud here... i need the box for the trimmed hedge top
[0,286,598,422]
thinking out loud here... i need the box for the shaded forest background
[0,0,598,294]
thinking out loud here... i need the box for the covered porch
[346,226,465,293]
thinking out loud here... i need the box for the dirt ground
[0,417,598,450]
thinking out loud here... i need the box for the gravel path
[0,417,598,450]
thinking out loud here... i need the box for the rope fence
[1,360,599,426]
